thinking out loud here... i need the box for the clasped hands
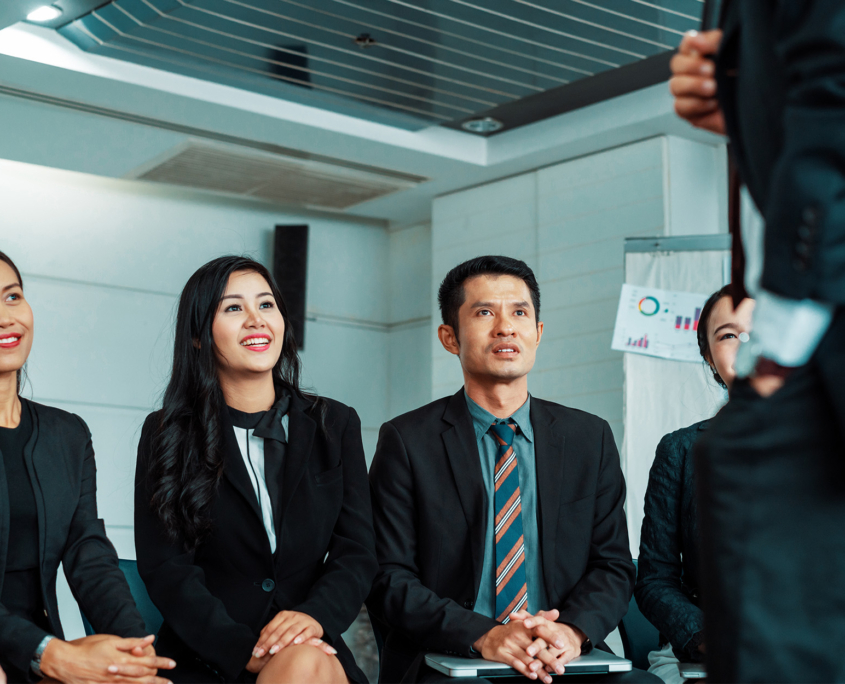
[473,609,586,683]
[246,611,336,674]
[39,634,175,684]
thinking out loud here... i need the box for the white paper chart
[611,284,710,363]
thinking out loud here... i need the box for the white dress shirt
[231,413,289,554]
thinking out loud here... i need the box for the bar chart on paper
[611,285,709,362]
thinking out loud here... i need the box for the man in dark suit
[368,256,657,684]
[669,3,845,681]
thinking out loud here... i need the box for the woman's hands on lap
[39,634,175,684]
[249,611,336,671]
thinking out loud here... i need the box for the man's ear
[438,324,460,356]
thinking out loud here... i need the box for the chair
[80,559,163,639]
[617,559,660,671]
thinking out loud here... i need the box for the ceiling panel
[52,0,703,131]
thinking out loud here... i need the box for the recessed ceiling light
[26,5,63,22]
[461,117,504,134]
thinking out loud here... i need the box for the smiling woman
[0,251,175,684]
[135,255,377,684]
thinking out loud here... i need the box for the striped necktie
[490,421,528,623]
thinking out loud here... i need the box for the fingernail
[253,649,263,657]
[108,666,119,674]
[686,29,698,37]
[555,640,565,649]
[329,647,338,655]
[700,62,714,75]
[269,645,280,655]
[527,647,535,656]
[703,79,716,93]
[293,636,302,645]
[524,620,533,628]
[169,661,176,668]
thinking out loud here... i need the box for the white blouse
[231,413,289,554]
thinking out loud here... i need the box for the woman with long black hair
[635,286,755,683]
[135,256,377,683]
[0,251,174,684]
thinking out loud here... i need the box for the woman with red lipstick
[135,256,377,684]
[0,251,175,684]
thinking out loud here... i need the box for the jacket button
[261,579,275,592]
[793,258,809,271]
[795,242,811,257]
[802,205,819,225]
[798,225,813,241]
[463,600,474,608]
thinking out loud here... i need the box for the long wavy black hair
[147,255,321,550]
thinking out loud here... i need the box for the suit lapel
[27,403,56,572]
[531,400,567,596]
[220,412,264,524]
[441,390,487,594]
[277,397,315,535]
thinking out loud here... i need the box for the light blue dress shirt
[464,391,549,619]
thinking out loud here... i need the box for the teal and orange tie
[490,421,528,623]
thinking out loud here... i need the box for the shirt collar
[463,389,533,443]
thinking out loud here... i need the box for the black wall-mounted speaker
[273,224,309,349]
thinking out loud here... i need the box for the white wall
[0,157,420,635]
[431,136,727,444]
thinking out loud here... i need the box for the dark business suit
[134,394,378,683]
[0,399,146,678]
[367,390,635,684]
[635,422,706,663]
[694,1,845,681]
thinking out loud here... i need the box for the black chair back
[618,559,660,671]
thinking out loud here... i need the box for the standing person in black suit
[669,3,845,681]
[134,256,377,684]
[635,287,753,684]
[368,256,659,684]
[0,251,175,684]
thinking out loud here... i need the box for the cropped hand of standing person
[38,634,175,684]
[669,30,725,135]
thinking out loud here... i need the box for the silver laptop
[425,650,632,678]
[678,662,706,679]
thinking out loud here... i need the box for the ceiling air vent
[126,140,424,210]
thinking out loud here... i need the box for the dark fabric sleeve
[293,407,378,644]
[367,422,498,655]
[62,416,148,639]
[0,609,49,675]
[554,421,635,646]
[761,2,845,304]
[133,416,256,682]
[635,432,703,658]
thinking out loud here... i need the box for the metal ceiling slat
[522,0,689,38]
[133,0,504,107]
[442,0,647,59]
[506,0,674,49]
[627,0,699,21]
[203,0,529,97]
[322,0,587,78]
[116,8,482,113]
[216,0,544,93]
[86,10,456,120]
[382,0,615,69]
[275,0,570,87]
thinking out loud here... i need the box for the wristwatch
[31,635,55,678]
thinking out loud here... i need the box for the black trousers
[696,355,845,682]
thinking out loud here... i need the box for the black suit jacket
[0,400,146,675]
[635,421,707,663]
[134,394,377,683]
[367,391,634,683]
[716,0,845,304]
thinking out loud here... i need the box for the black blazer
[635,421,706,663]
[134,394,378,683]
[0,400,146,675]
[716,0,845,305]
[367,390,634,683]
